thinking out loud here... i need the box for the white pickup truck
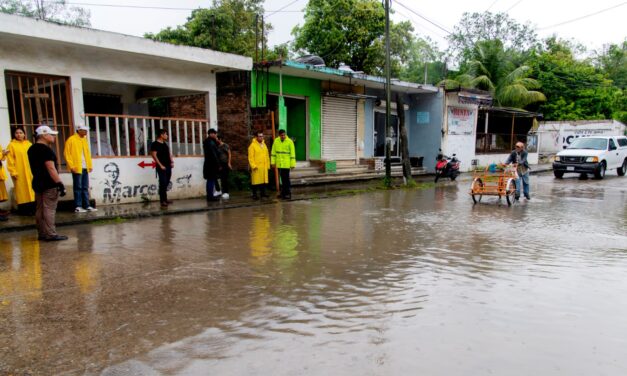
[552,135,627,179]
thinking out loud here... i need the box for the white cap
[35,125,59,136]
[76,124,89,131]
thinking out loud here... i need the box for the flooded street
[1,173,626,375]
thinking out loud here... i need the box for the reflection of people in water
[250,214,272,264]
[103,162,122,203]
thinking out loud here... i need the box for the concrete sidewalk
[0,164,553,234]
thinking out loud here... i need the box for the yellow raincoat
[0,145,8,202]
[64,133,92,174]
[7,139,35,205]
[248,139,270,185]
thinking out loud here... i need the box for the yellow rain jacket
[0,145,8,202]
[7,139,35,205]
[248,139,270,185]
[271,137,296,169]
[64,133,92,174]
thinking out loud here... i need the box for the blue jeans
[157,167,172,204]
[206,179,216,199]
[72,169,90,208]
[516,172,530,198]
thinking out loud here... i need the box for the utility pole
[384,0,392,183]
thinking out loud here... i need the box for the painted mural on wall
[91,157,205,205]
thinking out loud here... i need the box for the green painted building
[252,70,322,161]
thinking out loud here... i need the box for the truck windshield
[568,138,608,150]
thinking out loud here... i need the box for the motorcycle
[435,151,461,182]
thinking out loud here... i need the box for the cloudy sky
[84,0,626,52]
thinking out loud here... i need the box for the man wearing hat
[28,125,68,241]
[64,124,97,213]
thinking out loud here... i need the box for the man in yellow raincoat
[271,129,296,199]
[248,131,270,200]
[64,124,97,213]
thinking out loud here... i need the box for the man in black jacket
[203,128,220,202]
[28,125,68,241]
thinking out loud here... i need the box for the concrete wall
[408,91,444,172]
[537,120,627,154]
[90,157,205,206]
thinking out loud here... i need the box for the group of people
[148,128,296,207]
[0,124,98,240]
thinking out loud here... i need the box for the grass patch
[90,217,127,225]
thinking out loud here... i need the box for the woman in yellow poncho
[248,131,270,200]
[7,127,35,215]
[0,142,9,220]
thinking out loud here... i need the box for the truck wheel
[553,170,564,179]
[594,162,606,179]
[618,159,627,176]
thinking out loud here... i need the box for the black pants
[279,168,291,197]
[157,167,171,203]
[251,184,266,197]
[217,164,230,193]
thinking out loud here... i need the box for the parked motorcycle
[435,151,461,182]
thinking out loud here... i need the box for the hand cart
[470,164,518,206]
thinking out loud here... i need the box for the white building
[537,120,626,155]
[0,14,251,209]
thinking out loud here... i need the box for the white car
[552,136,627,179]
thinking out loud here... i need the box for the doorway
[374,111,399,158]
[269,94,308,161]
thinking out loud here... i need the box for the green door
[286,97,307,161]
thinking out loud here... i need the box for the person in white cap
[64,124,97,213]
[27,125,68,241]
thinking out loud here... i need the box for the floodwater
[1,174,626,375]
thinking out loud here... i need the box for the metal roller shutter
[322,96,357,160]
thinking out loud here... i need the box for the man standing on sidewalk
[248,131,270,200]
[151,129,174,208]
[64,124,97,213]
[28,125,68,241]
[271,129,296,199]
[203,128,220,202]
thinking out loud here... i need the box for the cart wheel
[505,178,517,206]
[471,178,483,204]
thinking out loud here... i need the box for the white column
[207,74,217,130]
[0,69,11,146]
[70,74,85,127]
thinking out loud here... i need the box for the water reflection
[1,175,626,375]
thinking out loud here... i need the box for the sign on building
[447,107,475,135]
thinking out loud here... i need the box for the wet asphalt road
[1,172,626,375]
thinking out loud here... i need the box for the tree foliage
[528,37,622,121]
[0,0,90,26]
[146,0,268,59]
[447,12,537,65]
[443,40,545,108]
[399,36,446,85]
[291,0,414,75]
[595,40,627,90]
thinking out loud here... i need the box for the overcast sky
[85,0,626,52]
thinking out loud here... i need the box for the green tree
[291,0,414,75]
[400,36,446,84]
[447,12,537,64]
[0,0,90,26]
[528,38,620,120]
[595,40,627,90]
[146,0,269,59]
[443,40,545,108]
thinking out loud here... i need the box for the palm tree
[443,40,546,108]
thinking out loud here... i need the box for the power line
[539,2,626,30]
[266,0,303,19]
[505,0,524,12]
[394,0,452,35]
[485,0,500,12]
[48,1,305,13]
